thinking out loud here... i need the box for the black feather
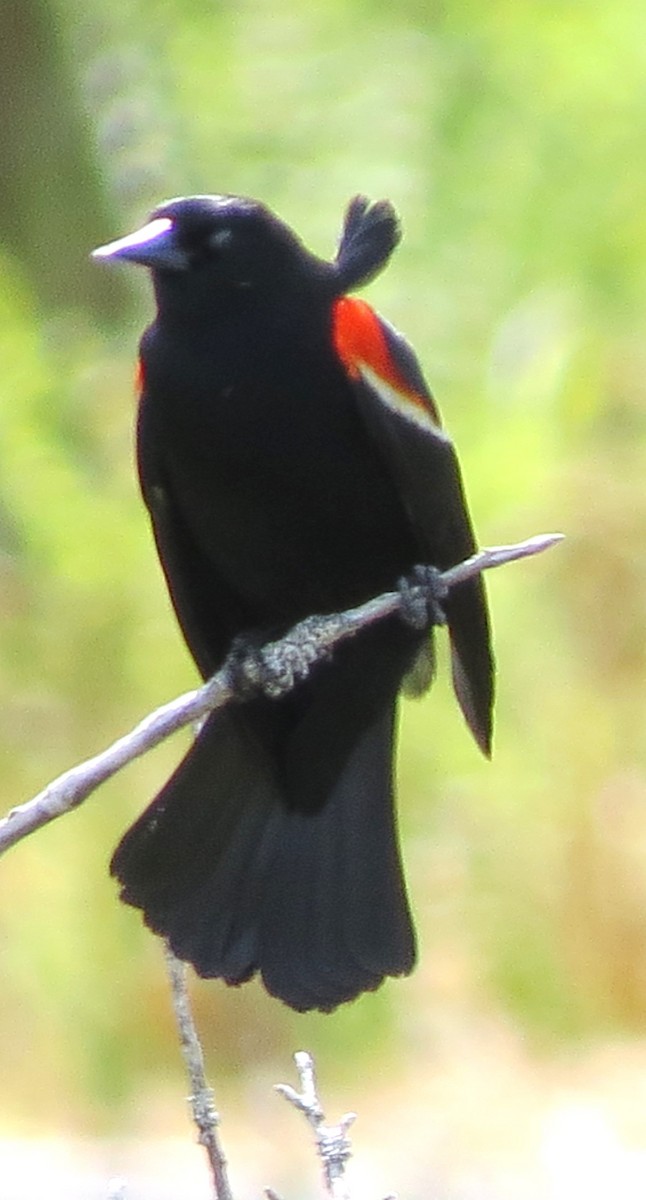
[334,195,401,291]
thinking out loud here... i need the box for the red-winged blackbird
[93,194,494,1012]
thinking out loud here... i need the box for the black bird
[93,194,494,1011]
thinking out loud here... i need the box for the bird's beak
[92,217,189,270]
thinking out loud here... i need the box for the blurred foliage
[1,0,646,1136]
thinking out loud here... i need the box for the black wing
[137,386,255,680]
[332,296,495,754]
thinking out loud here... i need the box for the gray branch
[0,533,562,857]
[275,1051,357,1200]
[165,946,233,1200]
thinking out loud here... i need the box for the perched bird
[93,194,494,1012]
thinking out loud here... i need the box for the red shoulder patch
[331,297,443,432]
[134,357,145,396]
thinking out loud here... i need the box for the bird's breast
[140,322,420,619]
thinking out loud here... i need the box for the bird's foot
[397,564,448,631]
[226,619,332,701]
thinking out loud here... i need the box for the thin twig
[165,945,233,1200]
[0,673,232,855]
[275,1051,356,1200]
[0,533,562,856]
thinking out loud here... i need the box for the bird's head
[93,194,324,295]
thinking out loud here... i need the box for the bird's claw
[398,564,448,631]
[226,622,330,700]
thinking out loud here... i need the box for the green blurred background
[1,0,646,1191]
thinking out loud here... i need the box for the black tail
[111,702,415,1012]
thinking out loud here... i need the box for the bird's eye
[208,229,233,252]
